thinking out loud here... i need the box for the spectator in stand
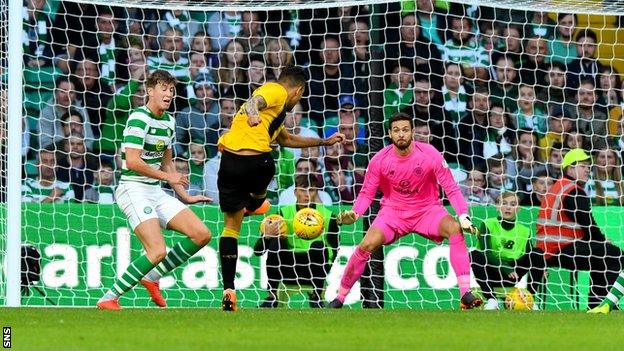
[507,129,543,187]
[383,64,414,124]
[519,36,550,87]
[408,77,446,152]
[216,38,249,98]
[244,54,274,98]
[22,147,71,203]
[206,10,241,52]
[56,133,99,202]
[513,84,548,137]
[546,142,566,179]
[279,158,333,206]
[493,25,523,67]
[22,0,55,69]
[239,11,267,57]
[485,155,515,202]
[335,97,368,172]
[566,30,604,90]
[564,129,587,151]
[442,62,469,126]
[461,169,493,205]
[157,9,202,46]
[478,20,497,55]
[484,104,514,160]
[190,32,218,69]
[413,118,432,144]
[343,19,373,109]
[597,66,622,111]
[307,36,355,125]
[537,61,572,110]
[458,86,491,170]
[489,55,519,113]
[71,58,114,137]
[175,73,220,156]
[527,11,555,39]
[548,13,578,65]
[415,0,447,47]
[266,38,295,84]
[284,103,320,159]
[58,109,93,151]
[96,76,146,157]
[83,161,116,204]
[39,77,92,150]
[572,79,609,150]
[538,107,573,161]
[186,51,211,99]
[386,13,444,89]
[187,141,208,195]
[124,41,147,82]
[585,148,624,206]
[147,28,190,85]
[441,15,489,81]
[521,169,554,206]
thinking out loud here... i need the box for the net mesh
[4,0,624,309]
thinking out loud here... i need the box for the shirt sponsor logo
[143,151,164,158]
[125,126,144,137]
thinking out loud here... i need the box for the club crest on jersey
[144,206,153,214]
[155,140,166,151]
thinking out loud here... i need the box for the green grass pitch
[1,308,622,350]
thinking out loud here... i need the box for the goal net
[2,0,624,310]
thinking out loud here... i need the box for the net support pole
[6,0,23,307]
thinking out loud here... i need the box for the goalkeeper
[97,70,212,310]
[328,113,482,309]
[253,174,340,308]
[470,192,546,310]
[217,66,345,311]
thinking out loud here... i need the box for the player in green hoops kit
[97,70,212,310]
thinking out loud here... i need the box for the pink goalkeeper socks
[449,234,471,296]
[336,246,371,303]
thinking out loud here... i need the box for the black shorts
[218,150,275,213]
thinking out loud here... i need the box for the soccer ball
[260,214,287,237]
[293,208,324,240]
[504,288,534,310]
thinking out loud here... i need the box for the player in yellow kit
[217,66,345,311]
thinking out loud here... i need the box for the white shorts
[115,182,187,230]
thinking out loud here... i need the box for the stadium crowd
[5,0,624,208]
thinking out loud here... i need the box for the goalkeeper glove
[459,214,477,235]
[336,210,359,225]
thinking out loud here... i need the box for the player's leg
[436,214,482,309]
[243,153,275,216]
[327,226,386,309]
[97,218,166,310]
[142,204,212,307]
[220,210,244,311]
[260,238,292,308]
[588,242,624,314]
[514,248,546,304]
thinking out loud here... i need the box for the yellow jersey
[218,82,288,153]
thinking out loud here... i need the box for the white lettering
[182,246,219,289]
[385,247,420,290]
[42,244,78,288]
[423,246,456,290]
[116,227,131,279]
[86,245,113,288]
[325,246,360,305]
[234,246,254,289]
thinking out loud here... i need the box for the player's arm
[160,149,211,204]
[276,128,345,148]
[245,95,267,127]
[337,155,381,225]
[432,152,476,233]
[125,147,178,183]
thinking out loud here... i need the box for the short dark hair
[388,112,413,129]
[55,76,72,88]
[413,118,428,128]
[557,13,577,23]
[295,174,319,189]
[60,109,84,123]
[146,70,176,89]
[575,29,598,43]
[278,66,306,87]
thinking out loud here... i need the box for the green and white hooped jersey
[120,106,175,186]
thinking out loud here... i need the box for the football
[504,288,534,310]
[260,214,287,237]
[293,208,324,240]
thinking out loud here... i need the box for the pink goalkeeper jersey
[352,141,468,217]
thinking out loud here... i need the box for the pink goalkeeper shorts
[371,205,451,245]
